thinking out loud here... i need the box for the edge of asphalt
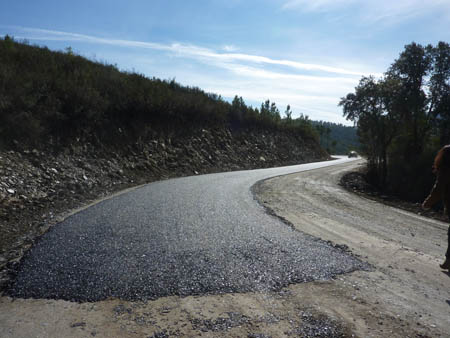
[3,157,365,298]
[250,158,373,272]
[54,157,343,226]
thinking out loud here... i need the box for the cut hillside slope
[0,126,327,292]
[0,37,328,291]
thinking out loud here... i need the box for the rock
[70,322,86,328]
[7,189,15,194]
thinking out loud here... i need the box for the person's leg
[441,226,450,269]
[447,226,450,258]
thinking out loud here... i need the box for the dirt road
[1,159,449,337]
[254,159,450,337]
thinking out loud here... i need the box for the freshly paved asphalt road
[8,157,368,302]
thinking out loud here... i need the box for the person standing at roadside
[422,145,450,270]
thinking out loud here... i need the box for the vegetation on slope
[0,36,318,150]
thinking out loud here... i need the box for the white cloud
[222,45,238,52]
[5,26,377,77]
[2,25,364,124]
[220,63,363,84]
[281,0,450,25]
[170,62,357,123]
[282,0,356,12]
[361,0,450,25]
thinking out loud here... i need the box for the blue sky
[1,0,449,124]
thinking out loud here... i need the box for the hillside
[0,37,329,289]
[0,36,321,149]
[311,121,360,155]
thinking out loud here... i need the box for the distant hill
[311,121,360,155]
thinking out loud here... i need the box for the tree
[315,124,325,147]
[340,76,401,186]
[260,99,271,118]
[325,127,331,151]
[230,95,246,124]
[65,46,74,56]
[260,99,281,125]
[339,41,450,199]
[387,42,431,156]
[331,140,337,153]
[428,42,450,145]
[270,102,281,123]
[284,104,292,122]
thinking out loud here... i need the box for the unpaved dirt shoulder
[0,271,438,337]
[0,276,422,338]
[254,159,450,337]
[0,289,352,338]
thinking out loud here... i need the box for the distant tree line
[0,36,318,149]
[340,41,450,201]
[310,121,360,155]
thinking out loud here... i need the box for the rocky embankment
[0,126,327,290]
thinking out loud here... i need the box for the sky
[1,0,450,125]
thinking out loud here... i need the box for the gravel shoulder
[1,159,448,337]
[254,159,450,337]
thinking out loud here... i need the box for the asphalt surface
[7,157,368,302]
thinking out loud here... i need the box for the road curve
[8,157,368,302]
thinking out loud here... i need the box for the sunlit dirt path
[255,159,450,337]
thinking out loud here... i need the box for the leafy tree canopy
[340,41,450,201]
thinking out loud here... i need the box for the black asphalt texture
[8,158,368,302]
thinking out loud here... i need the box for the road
[256,159,450,337]
[2,158,448,337]
[7,156,366,302]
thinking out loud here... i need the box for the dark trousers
[447,226,450,258]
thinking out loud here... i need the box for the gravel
[6,157,368,302]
